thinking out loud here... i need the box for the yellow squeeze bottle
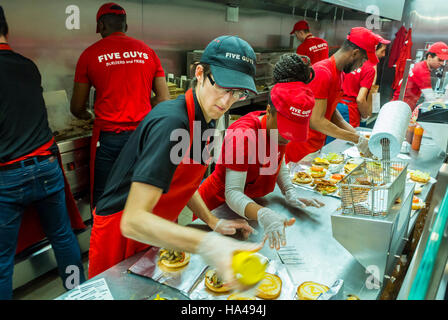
[232,251,268,286]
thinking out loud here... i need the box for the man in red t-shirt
[392,42,448,111]
[335,35,390,130]
[285,27,379,164]
[70,3,170,207]
[290,20,329,65]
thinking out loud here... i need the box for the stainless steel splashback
[401,0,448,58]
[2,0,385,99]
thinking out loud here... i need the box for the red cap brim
[437,53,448,60]
[276,111,309,142]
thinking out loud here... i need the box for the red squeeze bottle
[411,125,424,151]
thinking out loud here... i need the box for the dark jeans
[0,156,85,299]
[93,131,133,208]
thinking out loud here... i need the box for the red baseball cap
[428,42,448,60]
[96,3,126,33]
[290,20,310,34]
[270,82,315,142]
[375,34,391,45]
[347,27,380,64]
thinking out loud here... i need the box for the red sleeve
[74,50,90,84]
[360,66,376,89]
[308,66,332,99]
[415,64,432,90]
[151,51,165,78]
[219,128,257,172]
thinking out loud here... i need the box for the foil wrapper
[128,247,207,297]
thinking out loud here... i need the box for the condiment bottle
[405,122,416,144]
[411,125,424,151]
[232,251,268,286]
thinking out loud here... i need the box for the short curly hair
[273,53,315,84]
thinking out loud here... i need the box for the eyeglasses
[207,74,250,101]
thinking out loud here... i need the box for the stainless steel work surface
[56,124,447,300]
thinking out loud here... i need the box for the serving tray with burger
[189,260,296,300]
[289,153,359,198]
[128,246,208,297]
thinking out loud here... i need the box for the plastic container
[405,122,416,144]
[411,125,424,151]
[232,252,268,286]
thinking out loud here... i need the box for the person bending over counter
[199,54,324,251]
[285,27,380,164]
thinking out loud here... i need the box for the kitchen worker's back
[75,32,164,124]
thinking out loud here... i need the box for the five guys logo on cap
[289,106,311,118]
[225,52,255,65]
[270,82,315,142]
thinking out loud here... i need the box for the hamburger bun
[414,185,423,195]
[330,173,345,183]
[310,166,326,178]
[293,172,313,184]
[344,163,359,174]
[204,269,230,293]
[159,249,190,269]
[412,196,425,210]
[297,281,329,300]
[313,157,330,168]
[256,273,282,300]
[227,293,256,300]
[410,170,430,183]
[326,153,344,164]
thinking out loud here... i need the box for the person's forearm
[151,94,170,107]
[244,202,264,221]
[121,208,207,253]
[311,117,359,143]
[276,160,294,194]
[72,108,93,120]
[357,99,371,119]
[187,191,219,229]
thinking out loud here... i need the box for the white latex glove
[285,188,325,209]
[356,135,373,158]
[257,207,294,250]
[197,232,263,288]
[213,219,255,239]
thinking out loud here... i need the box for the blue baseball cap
[200,35,258,94]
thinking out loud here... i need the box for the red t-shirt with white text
[74,32,165,124]
[296,35,329,65]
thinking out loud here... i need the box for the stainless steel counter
[56,124,447,300]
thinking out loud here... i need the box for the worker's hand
[356,135,374,158]
[197,232,263,289]
[285,188,325,209]
[297,197,325,208]
[257,207,295,250]
[213,218,255,239]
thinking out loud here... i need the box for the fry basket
[339,159,408,216]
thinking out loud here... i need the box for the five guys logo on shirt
[97,51,149,65]
[308,43,328,52]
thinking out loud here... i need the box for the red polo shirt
[285,56,343,163]
[342,61,376,101]
[74,32,165,126]
[340,60,376,127]
[296,34,329,65]
[392,60,432,111]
